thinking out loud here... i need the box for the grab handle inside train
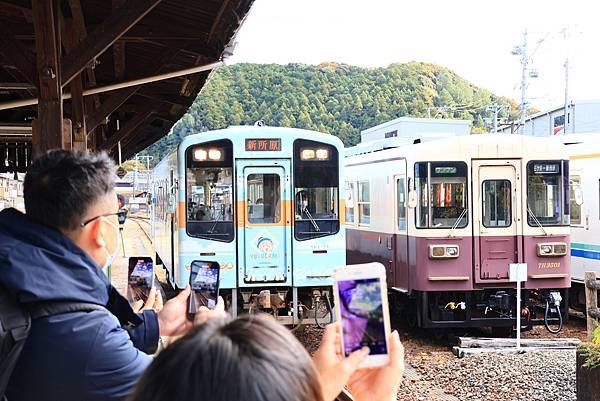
[407,178,418,209]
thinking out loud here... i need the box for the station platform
[109,212,165,296]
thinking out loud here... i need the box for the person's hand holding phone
[312,322,370,401]
[157,286,194,337]
[347,330,405,401]
[132,287,164,313]
[194,296,227,326]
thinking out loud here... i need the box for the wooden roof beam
[112,0,126,80]
[61,0,163,87]
[102,109,155,151]
[85,86,140,135]
[0,24,37,87]
[67,0,101,110]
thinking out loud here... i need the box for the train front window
[415,162,468,229]
[527,160,569,226]
[185,140,234,242]
[294,139,340,240]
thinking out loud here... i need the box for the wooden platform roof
[0,0,254,171]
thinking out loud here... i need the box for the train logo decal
[250,231,280,261]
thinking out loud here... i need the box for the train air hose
[544,299,563,334]
[315,294,334,328]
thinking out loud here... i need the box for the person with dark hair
[129,315,404,401]
[0,150,194,401]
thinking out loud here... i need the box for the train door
[236,160,292,286]
[472,160,522,281]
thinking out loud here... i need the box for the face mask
[101,217,120,271]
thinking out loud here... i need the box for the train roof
[345,134,567,164]
[178,125,345,151]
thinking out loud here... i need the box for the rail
[585,271,600,342]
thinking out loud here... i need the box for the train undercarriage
[391,288,569,334]
[210,286,335,328]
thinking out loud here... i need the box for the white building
[360,116,471,143]
[498,100,600,136]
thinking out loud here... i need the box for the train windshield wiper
[527,205,549,236]
[447,208,467,238]
[302,205,321,232]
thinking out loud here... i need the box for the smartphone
[127,257,154,303]
[333,262,391,368]
[188,261,220,316]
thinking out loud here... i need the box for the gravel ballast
[296,326,578,401]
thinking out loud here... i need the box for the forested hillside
[143,61,519,162]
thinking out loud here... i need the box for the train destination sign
[245,138,281,152]
[434,166,457,174]
[533,163,559,174]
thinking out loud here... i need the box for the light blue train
[151,125,345,325]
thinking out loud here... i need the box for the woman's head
[130,314,324,401]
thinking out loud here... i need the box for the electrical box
[509,263,528,282]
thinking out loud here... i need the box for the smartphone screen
[337,277,388,356]
[127,258,154,303]
[188,261,220,314]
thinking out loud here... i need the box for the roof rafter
[61,0,163,87]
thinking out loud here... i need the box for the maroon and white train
[344,135,570,332]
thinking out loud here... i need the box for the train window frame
[396,177,407,231]
[357,180,370,226]
[569,175,582,226]
[526,160,569,227]
[482,179,512,228]
[293,139,340,241]
[414,161,468,229]
[184,139,235,243]
[345,181,356,224]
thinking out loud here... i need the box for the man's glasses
[81,211,127,227]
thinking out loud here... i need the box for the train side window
[396,178,406,230]
[358,181,370,225]
[482,180,511,227]
[570,175,581,225]
[345,181,355,224]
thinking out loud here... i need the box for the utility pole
[518,31,528,135]
[486,103,507,133]
[562,26,570,135]
[563,59,569,135]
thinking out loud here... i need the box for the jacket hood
[0,208,110,304]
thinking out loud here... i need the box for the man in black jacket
[0,150,192,401]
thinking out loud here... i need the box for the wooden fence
[578,271,600,401]
[585,271,600,342]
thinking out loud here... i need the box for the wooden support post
[32,0,63,159]
[585,271,598,342]
[62,17,87,151]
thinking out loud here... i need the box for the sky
[228,0,600,110]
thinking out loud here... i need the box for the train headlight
[300,149,315,160]
[193,148,207,161]
[429,245,460,259]
[316,148,329,160]
[208,148,223,161]
[537,242,567,257]
[552,243,567,256]
[446,246,459,257]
